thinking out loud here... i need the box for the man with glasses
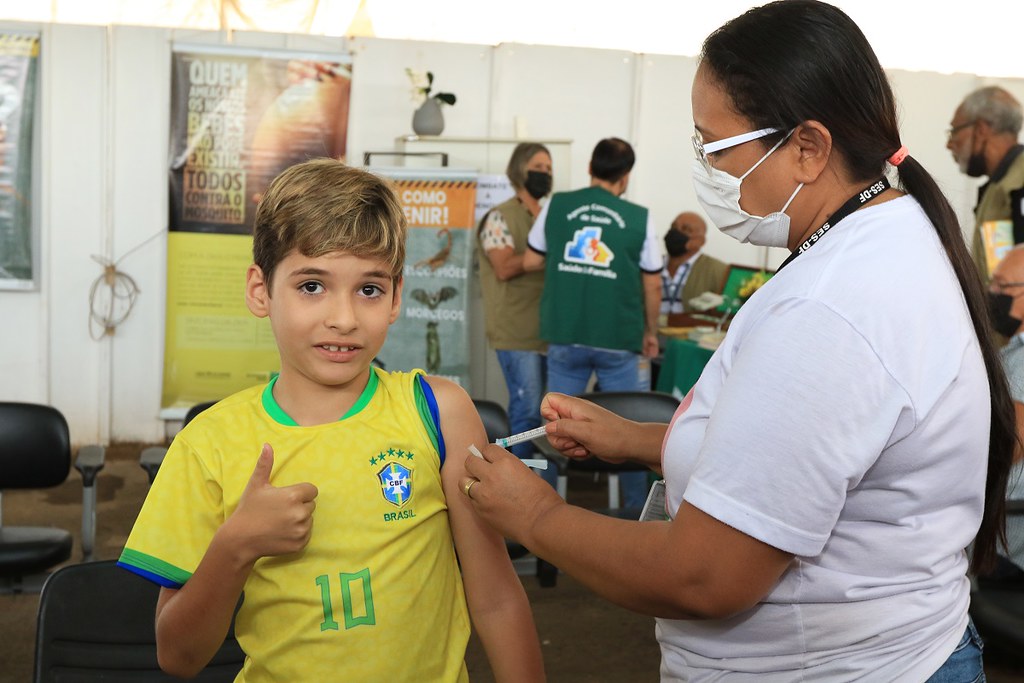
[947,86,1024,283]
[985,246,1024,584]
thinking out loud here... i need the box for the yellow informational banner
[161,232,279,409]
[162,45,351,410]
[981,219,1014,277]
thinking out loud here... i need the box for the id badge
[639,480,671,522]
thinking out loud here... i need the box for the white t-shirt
[659,196,988,681]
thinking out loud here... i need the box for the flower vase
[412,97,445,136]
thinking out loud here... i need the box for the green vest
[972,149,1024,284]
[539,186,649,352]
[476,197,546,351]
[680,253,730,312]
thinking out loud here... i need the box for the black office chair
[472,398,508,444]
[34,559,244,682]
[0,402,105,592]
[538,390,680,586]
[969,499,1024,663]
[140,400,218,485]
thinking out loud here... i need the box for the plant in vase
[406,68,456,136]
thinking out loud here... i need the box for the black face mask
[988,291,1021,337]
[966,151,987,178]
[523,171,552,200]
[663,230,690,257]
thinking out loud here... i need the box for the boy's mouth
[320,344,358,352]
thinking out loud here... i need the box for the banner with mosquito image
[377,170,477,387]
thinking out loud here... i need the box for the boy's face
[245,249,402,394]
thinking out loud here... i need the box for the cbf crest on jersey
[377,462,413,507]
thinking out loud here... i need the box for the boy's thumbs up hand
[225,443,319,563]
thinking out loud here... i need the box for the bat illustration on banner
[410,286,458,309]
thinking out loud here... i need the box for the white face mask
[691,130,803,248]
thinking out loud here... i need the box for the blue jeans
[547,344,651,508]
[925,620,985,683]
[496,350,557,488]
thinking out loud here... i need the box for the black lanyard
[776,176,890,272]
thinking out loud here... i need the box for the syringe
[468,443,548,470]
[494,425,548,449]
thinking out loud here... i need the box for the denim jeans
[925,619,985,683]
[547,344,651,508]
[496,350,557,488]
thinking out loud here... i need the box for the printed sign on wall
[162,46,351,409]
[0,32,39,290]
[377,170,477,387]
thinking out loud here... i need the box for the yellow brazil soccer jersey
[118,369,470,682]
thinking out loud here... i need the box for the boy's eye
[300,281,324,294]
[360,284,385,297]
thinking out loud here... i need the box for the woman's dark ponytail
[896,155,1014,573]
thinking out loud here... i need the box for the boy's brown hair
[252,159,407,288]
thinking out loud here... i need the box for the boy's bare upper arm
[421,375,486,503]
[420,376,506,557]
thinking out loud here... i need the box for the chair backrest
[472,398,510,445]
[184,400,219,427]
[35,560,245,682]
[0,402,70,490]
[569,391,681,473]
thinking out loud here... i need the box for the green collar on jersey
[261,369,379,426]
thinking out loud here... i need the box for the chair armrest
[74,445,106,487]
[74,445,106,561]
[139,446,168,485]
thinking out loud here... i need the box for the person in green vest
[947,86,1024,284]
[523,137,662,509]
[477,142,556,486]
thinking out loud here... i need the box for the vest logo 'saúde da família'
[564,227,614,267]
[376,459,414,507]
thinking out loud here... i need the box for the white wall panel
[347,36,493,168]
[489,43,636,189]
[44,23,107,444]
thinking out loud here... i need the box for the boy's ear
[245,264,271,318]
[389,277,403,324]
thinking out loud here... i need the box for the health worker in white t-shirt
[458,2,1017,681]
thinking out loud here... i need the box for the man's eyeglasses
[946,121,975,142]
[991,280,1024,293]
[691,127,780,175]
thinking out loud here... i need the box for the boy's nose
[324,300,357,332]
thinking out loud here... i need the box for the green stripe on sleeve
[118,547,193,585]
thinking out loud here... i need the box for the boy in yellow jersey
[118,159,545,682]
